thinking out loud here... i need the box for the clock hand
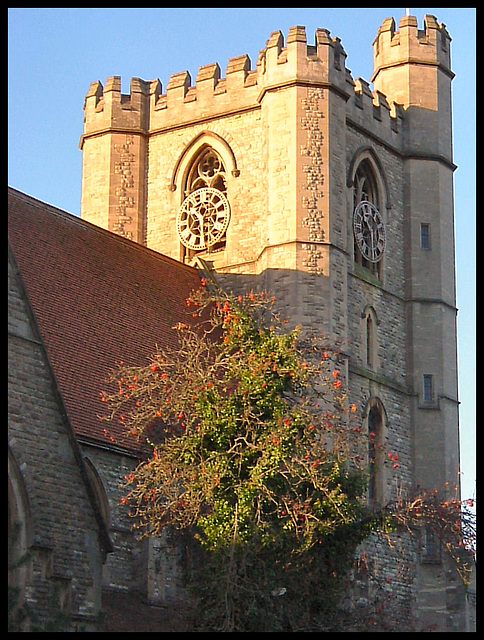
[363,210,376,246]
[369,228,375,250]
[189,208,203,230]
[188,208,205,247]
[196,212,206,246]
[195,210,204,227]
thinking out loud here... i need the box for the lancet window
[367,401,386,508]
[353,160,383,279]
[177,146,230,259]
[362,306,378,371]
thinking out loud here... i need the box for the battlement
[372,14,452,84]
[370,13,453,156]
[82,25,353,138]
[147,25,353,131]
[346,75,404,143]
[82,76,151,139]
[81,17,451,148]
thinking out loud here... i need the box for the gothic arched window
[84,457,111,529]
[354,160,378,207]
[353,160,384,280]
[185,147,227,196]
[177,146,230,260]
[361,305,379,371]
[366,400,386,508]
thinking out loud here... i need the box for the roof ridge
[8,186,199,275]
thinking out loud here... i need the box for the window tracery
[185,148,227,197]
[178,147,229,258]
[353,160,383,279]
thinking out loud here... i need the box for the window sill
[352,263,383,288]
[417,400,440,410]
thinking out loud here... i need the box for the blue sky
[8,8,475,500]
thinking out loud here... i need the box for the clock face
[353,201,386,263]
[177,187,230,251]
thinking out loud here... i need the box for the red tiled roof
[8,187,202,455]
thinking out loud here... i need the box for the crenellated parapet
[374,14,452,77]
[81,24,409,147]
[371,14,454,161]
[346,75,404,146]
[372,14,453,101]
[147,25,352,131]
[255,25,348,95]
[82,25,357,138]
[82,75,151,144]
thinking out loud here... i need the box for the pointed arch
[349,147,389,279]
[363,396,388,428]
[362,397,388,508]
[8,447,33,618]
[169,131,240,193]
[347,146,391,210]
[360,305,380,370]
[83,457,111,529]
[360,304,380,325]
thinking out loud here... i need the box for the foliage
[101,283,475,631]
[386,486,475,585]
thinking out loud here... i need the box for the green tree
[101,284,474,631]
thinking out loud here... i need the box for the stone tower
[372,14,459,495]
[81,76,149,244]
[80,14,465,631]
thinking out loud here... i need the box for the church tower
[80,13,464,631]
[372,14,459,495]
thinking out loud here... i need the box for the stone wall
[78,15,467,631]
[82,444,189,605]
[8,254,105,631]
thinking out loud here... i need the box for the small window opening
[423,374,434,404]
[368,404,384,507]
[421,527,442,563]
[366,315,373,367]
[420,223,431,250]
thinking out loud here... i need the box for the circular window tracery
[178,147,229,256]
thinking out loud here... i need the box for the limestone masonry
[8,13,471,631]
[79,14,466,630]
